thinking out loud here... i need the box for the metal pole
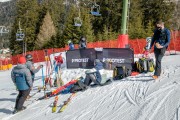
[121,0,128,34]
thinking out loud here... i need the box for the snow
[1,54,180,120]
[0,0,11,2]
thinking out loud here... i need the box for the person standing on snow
[149,19,171,79]
[78,36,87,49]
[68,40,75,50]
[54,53,63,72]
[25,54,43,82]
[84,59,110,86]
[11,56,33,114]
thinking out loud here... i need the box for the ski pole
[41,67,46,96]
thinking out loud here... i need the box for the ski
[52,96,59,113]
[38,79,78,100]
[58,93,76,113]
[44,49,53,88]
[26,87,41,100]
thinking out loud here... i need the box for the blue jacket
[150,28,171,49]
[94,61,104,82]
[11,64,33,90]
[69,43,74,50]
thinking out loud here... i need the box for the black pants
[84,73,99,86]
[154,47,166,76]
[15,89,31,110]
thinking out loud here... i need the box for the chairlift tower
[118,0,130,48]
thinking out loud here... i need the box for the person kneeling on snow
[11,57,33,114]
[84,59,110,86]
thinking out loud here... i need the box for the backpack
[135,58,154,73]
[139,58,148,73]
[113,66,131,80]
[147,59,155,72]
[70,80,87,93]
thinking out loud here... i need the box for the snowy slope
[0,55,180,120]
[0,0,11,2]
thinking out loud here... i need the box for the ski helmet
[25,54,33,61]
[146,37,152,42]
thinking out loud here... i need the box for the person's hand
[40,65,43,68]
[155,43,163,49]
[38,65,43,69]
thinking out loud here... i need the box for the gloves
[37,65,43,69]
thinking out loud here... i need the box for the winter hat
[18,56,26,64]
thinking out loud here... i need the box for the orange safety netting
[9,31,180,65]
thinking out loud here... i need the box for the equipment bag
[147,59,155,72]
[139,58,148,73]
[135,58,154,73]
[113,66,131,80]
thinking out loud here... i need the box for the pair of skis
[38,79,78,100]
[52,93,76,113]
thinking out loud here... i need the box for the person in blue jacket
[11,56,33,114]
[150,19,171,79]
[68,40,75,50]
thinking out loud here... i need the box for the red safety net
[10,31,180,65]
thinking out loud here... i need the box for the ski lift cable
[75,0,81,18]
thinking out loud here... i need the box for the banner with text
[66,48,134,69]
[97,48,134,70]
[66,49,96,69]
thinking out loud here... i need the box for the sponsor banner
[97,48,134,70]
[66,49,96,68]
[66,48,134,69]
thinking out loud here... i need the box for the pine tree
[141,0,175,28]
[80,7,94,42]
[145,20,154,37]
[35,11,56,49]
[128,0,145,39]
[10,0,40,54]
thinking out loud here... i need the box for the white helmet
[68,40,71,44]
[146,37,152,42]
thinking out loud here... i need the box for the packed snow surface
[0,55,180,120]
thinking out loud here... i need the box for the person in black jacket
[150,19,171,79]
[78,36,87,49]
[11,57,33,114]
